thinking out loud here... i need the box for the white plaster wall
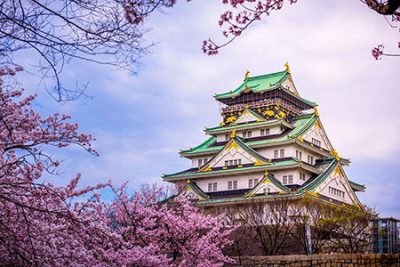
[216,133,229,143]
[303,124,332,151]
[281,79,297,95]
[235,112,258,124]
[271,169,298,185]
[316,171,355,205]
[257,145,296,159]
[196,172,265,192]
[212,146,258,168]
[191,156,211,168]
[215,125,283,143]
[252,183,280,194]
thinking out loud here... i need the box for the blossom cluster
[0,68,234,266]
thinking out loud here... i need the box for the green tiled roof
[163,159,300,180]
[349,180,366,191]
[182,114,317,155]
[214,70,317,107]
[300,160,337,191]
[215,71,288,99]
[205,119,294,134]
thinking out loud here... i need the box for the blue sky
[16,0,400,217]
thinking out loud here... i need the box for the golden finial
[186,179,191,184]
[244,70,250,81]
[330,150,340,161]
[284,62,291,73]
[230,129,236,139]
[314,106,319,116]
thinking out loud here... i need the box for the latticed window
[296,150,302,160]
[288,175,293,184]
[212,182,217,191]
[280,149,285,158]
[274,149,279,158]
[283,175,288,184]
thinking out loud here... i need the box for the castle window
[274,150,279,159]
[300,173,306,181]
[213,182,217,191]
[329,186,344,198]
[225,159,241,167]
[208,183,212,192]
[267,188,271,193]
[225,134,230,141]
[243,131,252,138]
[307,155,314,165]
[260,129,270,136]
[312,138,321,147]
[283,175,288,184]
[228,180,238,190]
[288,175,293,184]
[280,149,285,158]
[249,178,259,188]
[198,159,203,167]
[296,150,303,160]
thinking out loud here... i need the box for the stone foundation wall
[227,253,400,266]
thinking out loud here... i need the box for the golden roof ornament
[230,129,236,139]
[330,150,340,161]
[314,106,319,116]
[244,70,250,81]
[284,62,291,73]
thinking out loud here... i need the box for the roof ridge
[246,70,288,81]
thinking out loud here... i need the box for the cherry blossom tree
[203,0,400,59]
[0,67,234,266]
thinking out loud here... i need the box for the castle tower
[163,66,365,207]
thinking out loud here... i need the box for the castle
[163,65,365,207]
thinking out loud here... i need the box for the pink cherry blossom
[0,67,235,266]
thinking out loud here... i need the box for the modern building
[372,217,399,253]
[163,65,365,207]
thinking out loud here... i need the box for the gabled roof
[176,181,209,200]
[197,136,270,172]
[214,70,316,107]
[205,118,293,135]
[246,172,289,196]
[233,109,266,124]
[349,180,366,192]
[182,114,318,156]
[214,70,289,99]
[163,158,320,180]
